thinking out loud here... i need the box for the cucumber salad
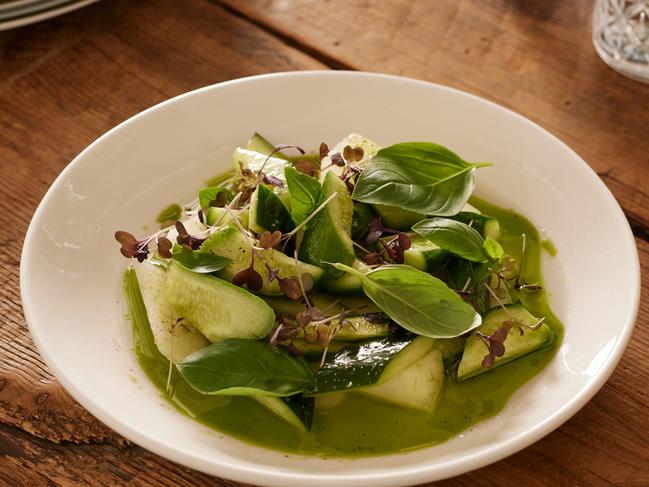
[116,133,563,455]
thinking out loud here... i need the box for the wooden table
[1,0,648,484]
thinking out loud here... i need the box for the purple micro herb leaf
[385,232,412,264]
[365,313,389,324]
[157,237,173,259]
[366,217,386,245]
[259,230,282,249]
[479,321,514,368]
[114,231,150,262]
[342,145,353,162]
[278,277,302,300]
[316,324,331,347]
[232,255,263,291]
[330,152,345,167]
[362,252,384,266]
[319,142,329,161]
[351,146,364,162]
[174,221,206,250]
[262,173,284,187]
[294,159,315,176]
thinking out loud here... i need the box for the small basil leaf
[312,337,412,394]
[413,217,488,263]
[352,142,491,216]
[172,244,231,273]
[284,166,321,225]
[156,203,182,224]
[177,339,314,396]
[198,186,233,210]
[483,236,504,262]
[331,263,481,338]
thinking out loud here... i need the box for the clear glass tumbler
[592,0,649,82]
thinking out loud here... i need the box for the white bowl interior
[21,72,639,486]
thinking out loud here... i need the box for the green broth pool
[127,198,563,457]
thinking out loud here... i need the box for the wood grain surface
[1,0,647,485]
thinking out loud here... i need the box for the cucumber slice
[135,262,209,362]
[378,233,448,272]
[357,349,445,412]
[457,304,553,381]
[164,262,275,343]
[321,259,369,295]
[299,172,355,277]
[372,204,425,230]
[233,147,288,182]
[432,336,465,364]
[246,132,288,160]
[379,336,436,382]
[262,293,380,317]
[249,184,294,234]
[200,226,324,296]
[351,202,375,241]
[253,395,314,431]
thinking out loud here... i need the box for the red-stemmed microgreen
[175,221,207,250]
[294,159,315,176]
[157,236,173,258]
[363,217,412,264]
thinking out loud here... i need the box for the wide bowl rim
[20,70,641,486]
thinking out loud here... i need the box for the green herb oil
[131,199,563,457]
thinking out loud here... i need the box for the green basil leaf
[312,337,412,394]
[156,203,182,224]
[413,217,488,263]
[198,186,233,210]
[284,166,321,225]
[172,244,231,273]
[177,339,314,396]
[331,263,481,338]
[483,236,504,262]
[352,142,491,216]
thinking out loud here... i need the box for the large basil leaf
[352,142,490,216]
[413,217,488,262]
[177,339,314,396]
[312,337,412,394]
[331,263,481,338]
[284,166,321,224]
[172,244,231,273]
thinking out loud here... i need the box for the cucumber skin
[457,304,553,381]
[249,184,294,234]
[164,263,275,343]
[299,172,355,277]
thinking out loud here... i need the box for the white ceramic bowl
[21,72,640,486]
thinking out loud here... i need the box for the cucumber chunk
[253,395,314,431]
[351,202,375,241]
[283,340,346,357]
[205,207,249,228]
[372,204,426,230]
[312,336,434,394]
[200,226,324,296]
[299,172,355,277]
[164,262,275,343]
[452,211,501,241]
[249,184,294,234]
[135,262,209,362]
[457,304,553,381]
[302,316,389,342]
[357,349,445,412]
[321,259,369,295]
[262,293,380,317]
[233,147,288,182]
[320,133,379,181]
[246,132,288,160]
[379,233,448,272]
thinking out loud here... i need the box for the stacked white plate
[0,0,99,30]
